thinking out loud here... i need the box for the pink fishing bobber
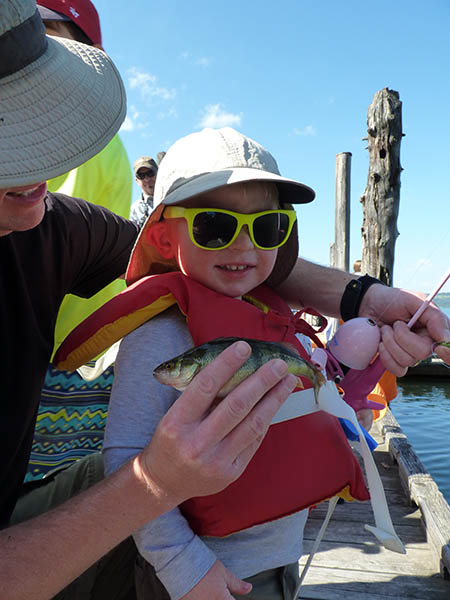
[327,317,381,370]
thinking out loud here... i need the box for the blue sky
[94,0,450,294]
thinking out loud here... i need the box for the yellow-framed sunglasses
[163,206,297,250]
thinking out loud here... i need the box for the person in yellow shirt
[48,134,132,347]
[26,1,132,480]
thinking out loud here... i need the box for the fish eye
[165,361,175,369]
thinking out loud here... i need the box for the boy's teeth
[221,265,247,271]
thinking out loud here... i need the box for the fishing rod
[407,266,450,329]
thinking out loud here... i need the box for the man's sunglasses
[163,207,297,250]
[136,168,157,180]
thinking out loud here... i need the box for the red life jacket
[55,272,369,536]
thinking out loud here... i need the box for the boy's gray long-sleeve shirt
[103,306,308,600]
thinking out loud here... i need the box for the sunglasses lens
[253,213,290,248]
[137,169,156,179]
[192,211,237,248]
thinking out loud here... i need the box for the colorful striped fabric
[25,364,114,481]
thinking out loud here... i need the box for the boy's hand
[359,284,450,375]
[180,560,251,599]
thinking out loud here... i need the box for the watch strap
[340,274,383,321]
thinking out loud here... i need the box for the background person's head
[134,157,158,197]
[0,0,126,233]
[126,127,315,290]
[37,0,103,48]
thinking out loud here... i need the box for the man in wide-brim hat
[0,2,306,599]
[0,1,139,597]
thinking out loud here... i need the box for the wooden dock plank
[295,412,450,598]
[304,511,425,547]
[298,566,450,599]
[300,539,439,577]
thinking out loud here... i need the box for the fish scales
[153,337,325,399]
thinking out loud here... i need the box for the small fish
[153,337,325,400]
[438,341,450,348]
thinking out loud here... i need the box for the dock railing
[380,409,450,579]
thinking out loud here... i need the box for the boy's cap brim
[0,5,125,187]
[161,167,315,207]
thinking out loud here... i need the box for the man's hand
[136,340,297,506]
[360,284,450,375]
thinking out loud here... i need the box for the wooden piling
[360,88,403,285]
[330,152,352,271]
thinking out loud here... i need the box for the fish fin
[309,371,325,404]
[295,377,304,390]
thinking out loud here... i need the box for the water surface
[392,333,450,503]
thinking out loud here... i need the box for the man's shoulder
[47,192,136,228]
[41,193,138,263]
[45,191,99,219]
[47,191,108,214]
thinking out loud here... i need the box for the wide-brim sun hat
[0,0,126,187]
[126,127,316,289]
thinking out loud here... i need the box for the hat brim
[162,167,315,207]
[0,36,126,187]
[37,7,71,21]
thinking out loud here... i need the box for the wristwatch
[340,274,384,321]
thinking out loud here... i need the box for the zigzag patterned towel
[25,364,114,481]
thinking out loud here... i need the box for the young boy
[103,127,369,599]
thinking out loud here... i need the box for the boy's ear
[146,221,175,259]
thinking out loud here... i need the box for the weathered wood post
[330,152,351,271]
[360,88,403,286]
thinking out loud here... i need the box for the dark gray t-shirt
[0,192,138,525]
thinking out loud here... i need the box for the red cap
[37,0,102,46]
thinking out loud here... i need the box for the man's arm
[0,342,296,600]
[277,258,450,374]
[275,258,354,315]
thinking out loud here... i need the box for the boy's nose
[229,225,254,250]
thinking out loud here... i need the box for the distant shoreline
[435,293,450,309]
